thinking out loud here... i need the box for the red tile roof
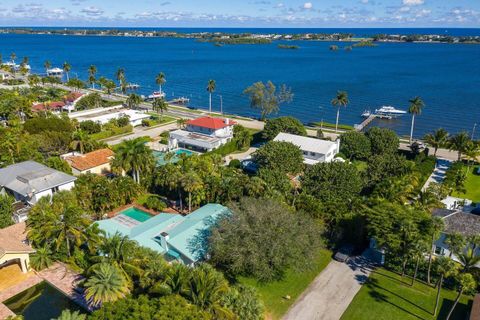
[65,92,83,103]
[66,148,114,171]
[187,117,236,130]
[0,222,35,258]
[31,101,66,112]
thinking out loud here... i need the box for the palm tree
[411,240,428,286]
[182,171,203,213]
[448,132,471,161]
[116,68,125,84]
[63,62,71,82]
[424,128,449,157]
[44,60,51,74]
[207,79,216,113]
[84,263,129,307]
[427,217,444,285]
[54,310,86,320]
[165,263,190,295]
[70,130,92,154]
[445,232,466,258]
[10,52,16,64]
[408,96,425,144]
[126,93,142,109]
[29,246,53,271]
[152,98,168,120]
[88,65,97,89]
[446,273,476,320]
[434,256,457,316]
[177,118,187,129]
[464,141,480,172]
[112,138,154,184]
[156,72,166,94]
[331,91,349,133]
[457,248,480,273]
[187,264,233,319]
[156,164,184,211]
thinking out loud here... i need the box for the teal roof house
[95,204,230,265]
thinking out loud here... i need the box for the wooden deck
[355,114,376,131]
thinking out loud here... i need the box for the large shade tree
[253,141,304,175]
[243,81,293,120]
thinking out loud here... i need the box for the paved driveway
[283,255,374,320]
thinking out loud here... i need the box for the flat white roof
[76,109,150,124]
[273,132,337,155]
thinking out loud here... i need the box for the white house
[69,106,150,127]
[0,161,76,222]
[432,208,480,263]
[169,116,236,152]
[273,132,340,165]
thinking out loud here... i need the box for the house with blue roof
[95,203,230,265]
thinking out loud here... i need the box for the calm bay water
[1,28,479,138]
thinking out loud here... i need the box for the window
[434,246,444,255]
[52,186,60,194]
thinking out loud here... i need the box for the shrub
[229,159,241,168]
[142,119,152,127]
[80,120,102,134]
[144,196,166,212]
[340,131,371,160]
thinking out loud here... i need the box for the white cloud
[80,6,104,16]
[402,0,424,6]
[303,2,313,9]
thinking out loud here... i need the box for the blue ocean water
[1,28,479,138]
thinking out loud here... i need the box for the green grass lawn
[341,269,473,320]
[239,249,332,319]
[452,165,480,202]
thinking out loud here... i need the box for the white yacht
[47,67,64,77]
[147,91,166,100]
[375,106,407,117]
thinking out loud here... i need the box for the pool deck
[0,262,90,319]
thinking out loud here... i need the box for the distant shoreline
[1,28,479,45]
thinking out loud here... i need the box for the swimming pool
[154,148,194,166]
[4,281,84,319]
[120,207,153,222]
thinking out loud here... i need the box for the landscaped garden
[239,249,332,319]
[452,165,480,202]
[341,268,473,320]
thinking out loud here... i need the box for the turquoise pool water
[121,207,153,222]
[154,148,194,166]
[4,281,84,319]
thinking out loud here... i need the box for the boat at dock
[145,91,166,100]
[362,106,406,119]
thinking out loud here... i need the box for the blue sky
[0,0,478,27]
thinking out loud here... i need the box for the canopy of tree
[262,116,307,140]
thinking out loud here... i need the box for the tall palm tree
[156,164,184,211]
[411,240,429,286]
[126,93,142,109]
[70,130,92,154]
[113,138,154,184]
[44,60,51,74]
[331,91,349,133]
[433,257,457,316]
[446,273,476,320]
[448,132,471,161]
[177,118,187,129]
[152,98,168,120]
[88,65,97,89]
[427,217,444,285]
[156,72,166,94]
[84,263,129,307]
[63,62,71,82]
[424,128,449,157]
[10,52,16,64]
[464,141,480,172]
[182,171,203,213]
[457,248,480,273]
[207,79,216,113]
[408,96,425,143]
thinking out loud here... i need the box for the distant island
[0,28,479,44]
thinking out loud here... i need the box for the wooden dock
[355,114,376,131]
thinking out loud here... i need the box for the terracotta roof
[31,101,66,112]
[187,117,236,130]
[0,222,35,258]
[65,92,83,103]
[66,148,114,171]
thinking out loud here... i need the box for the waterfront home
[432,208,480,262]
[168,116,236,152]
[63,148,114,176]
[0,222,35,273]
[96,204,230,265]
[273,132,340,165]
[69,106,150,127]
[0,161,76,222]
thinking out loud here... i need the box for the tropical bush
[144,195,166,212]
[253,141,304,175]
[262,116,307,140]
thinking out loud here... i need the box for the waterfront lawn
[238,249,332,320]
[341,269,473,320]
[452,165,480,202]
[147,115,176,126]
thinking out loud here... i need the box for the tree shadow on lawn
[437,297,473,320]
[373,270,424,289]
[366,277,432,318]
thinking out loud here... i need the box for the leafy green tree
[365,127,399,155]
[126,93,142,109]
[446,273,476,320]
[233,125,252,150]
[181,171,203,213]
[262,116,307,140]
[222,285,264,320]
[70,130,93,154]
[340,131,371,160]
[243,81,293,120]
[29,246,54,271]
[444,162,467,194]
[408,96,425,143]
[445,232,466,258]
[448,132,471,161]
[156,72,166,94]
[207,79,216,113]
[331,91,349,133]
[424,128,449,157]
[112,138,155,184]
[85,263,130,307]
[209,198,323,282]
[54,309,85,320]
[253,141,304,175]
[0,194,14,228]
[46,157,72,174]
[66,78,85,91]
[366,153,410,186]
